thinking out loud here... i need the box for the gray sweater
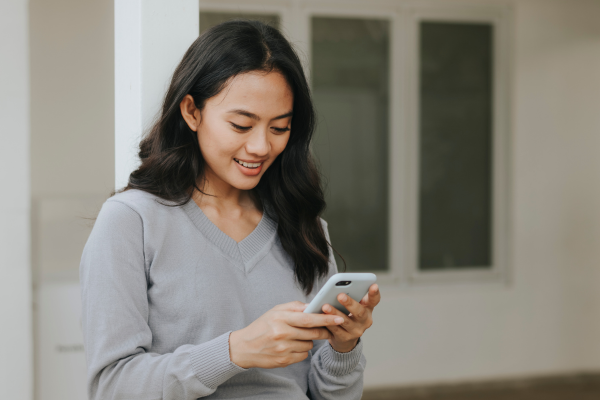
[80,189,365,400]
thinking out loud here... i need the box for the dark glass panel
[312,17,390,271]
[419,22,493,270]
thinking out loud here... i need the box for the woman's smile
[234,157,264,176]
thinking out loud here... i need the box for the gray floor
[361,374,600,400]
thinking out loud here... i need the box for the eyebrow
[226,109,293,121]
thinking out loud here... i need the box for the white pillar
[115,0,200,190]
[0,0,33,398]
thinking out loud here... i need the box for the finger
[323,304,354,338]
[288,340,316,353]
[322,303,350,322]
[284,312,344,328]
[363,284,381,309]
[324,302,372,339]
[326,323,351,339]
[274,301,308,312]
[337,293,367,320]
[322,303,355,332]
[291,327,332,341]
[359,293,368,306]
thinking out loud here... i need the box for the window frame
[403,4,512,284]
[198,0,513,286]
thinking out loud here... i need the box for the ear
[180,94,202,131]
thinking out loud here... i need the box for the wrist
[329,337,359,353]
[229,330,251,369]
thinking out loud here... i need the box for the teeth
[235,159,261,168]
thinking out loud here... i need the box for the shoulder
[106,189,170,213]
[91,190,150,233]
[105,189,183,219]
[94,189,186,235]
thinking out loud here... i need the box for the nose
[245,127,270,157]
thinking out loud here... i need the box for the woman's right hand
[229,301,344,369]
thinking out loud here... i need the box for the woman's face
[182,70,293,192]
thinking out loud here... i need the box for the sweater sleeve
[306,220,366,400]
[80,200,245,400]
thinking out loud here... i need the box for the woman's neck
[193,169,257,215]
[192,169,264,243]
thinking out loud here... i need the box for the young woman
[80,20,380,400]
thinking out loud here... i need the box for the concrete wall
[362,0,600,387]
[0,1,33,398]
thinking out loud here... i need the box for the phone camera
[335,281,351,286]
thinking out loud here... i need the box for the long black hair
[119,20,330,294]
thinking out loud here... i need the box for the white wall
[0,0,33,398]
[362,0,600,388]
[30,0,114,199]
[29,1,114,399]
[115,0,200,189]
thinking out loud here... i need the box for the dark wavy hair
[118,20,331,294]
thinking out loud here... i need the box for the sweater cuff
[189,331,246,390]
[320,338,363,377]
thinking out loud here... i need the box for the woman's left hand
[321,284,380,353]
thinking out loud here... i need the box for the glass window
[418,22,493,271]
[200,11,279,34]
[311,17,390,272]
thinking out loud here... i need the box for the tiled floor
[361,374,600,400]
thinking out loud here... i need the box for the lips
[234,158,262,169]
[234,158,264,176]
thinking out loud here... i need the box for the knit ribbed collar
[181,199,278,271]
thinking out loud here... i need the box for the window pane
[312,17,390,272]
[200,11,279,34]
[418,22,493,271]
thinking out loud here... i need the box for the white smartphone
[303,273,377,315]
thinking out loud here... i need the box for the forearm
[87,332,244,400]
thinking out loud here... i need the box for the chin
[230,176,261,191]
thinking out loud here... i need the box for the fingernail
[334,317,344,324]
[340,294,347,302]
[324,305,331,312]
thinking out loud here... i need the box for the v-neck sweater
[80,189,365,400]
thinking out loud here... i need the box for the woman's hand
[229,301,345,369]
[322,284,380,353]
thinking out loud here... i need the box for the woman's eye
[230,122,251,131]
[272,127,290,134]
